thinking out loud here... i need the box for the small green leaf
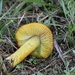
[29,56,38,65]
[73,50,75,54]
[64,70,70,75]
[16,63,24,69]
[0,39,6,42]
[70,67,75,72]
[32,74,36,75]
[37,72,43,75]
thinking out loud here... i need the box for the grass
[0,0,75,75]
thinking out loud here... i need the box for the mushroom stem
[5,36,40,70]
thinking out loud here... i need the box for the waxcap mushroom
[4,22,53,71]
[15,23,53,58]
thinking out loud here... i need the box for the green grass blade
[24,5,32,12]
[13,1,26,16]
[0,0,3,15]
[0,21,12,37]
[0,3,16,20]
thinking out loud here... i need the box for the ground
[0,0,75,75]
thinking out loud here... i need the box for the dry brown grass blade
[63,47,75,56]
[17,12,26,27]
[5,36,18,50]
[54,39,66,67]
[0,55,11,75]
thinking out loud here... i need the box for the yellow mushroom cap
[15,23,53,58]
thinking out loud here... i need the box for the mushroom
[4,23,53,70]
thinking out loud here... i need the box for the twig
[40,8,61,21]
[54,39,66,67]
[39,63,52,72]
[5,36,18,50]
[37,58,55,72]
[17,12,26,27]
[63,47,75,56]
[25,66,35,73]
[2,16,37,19]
